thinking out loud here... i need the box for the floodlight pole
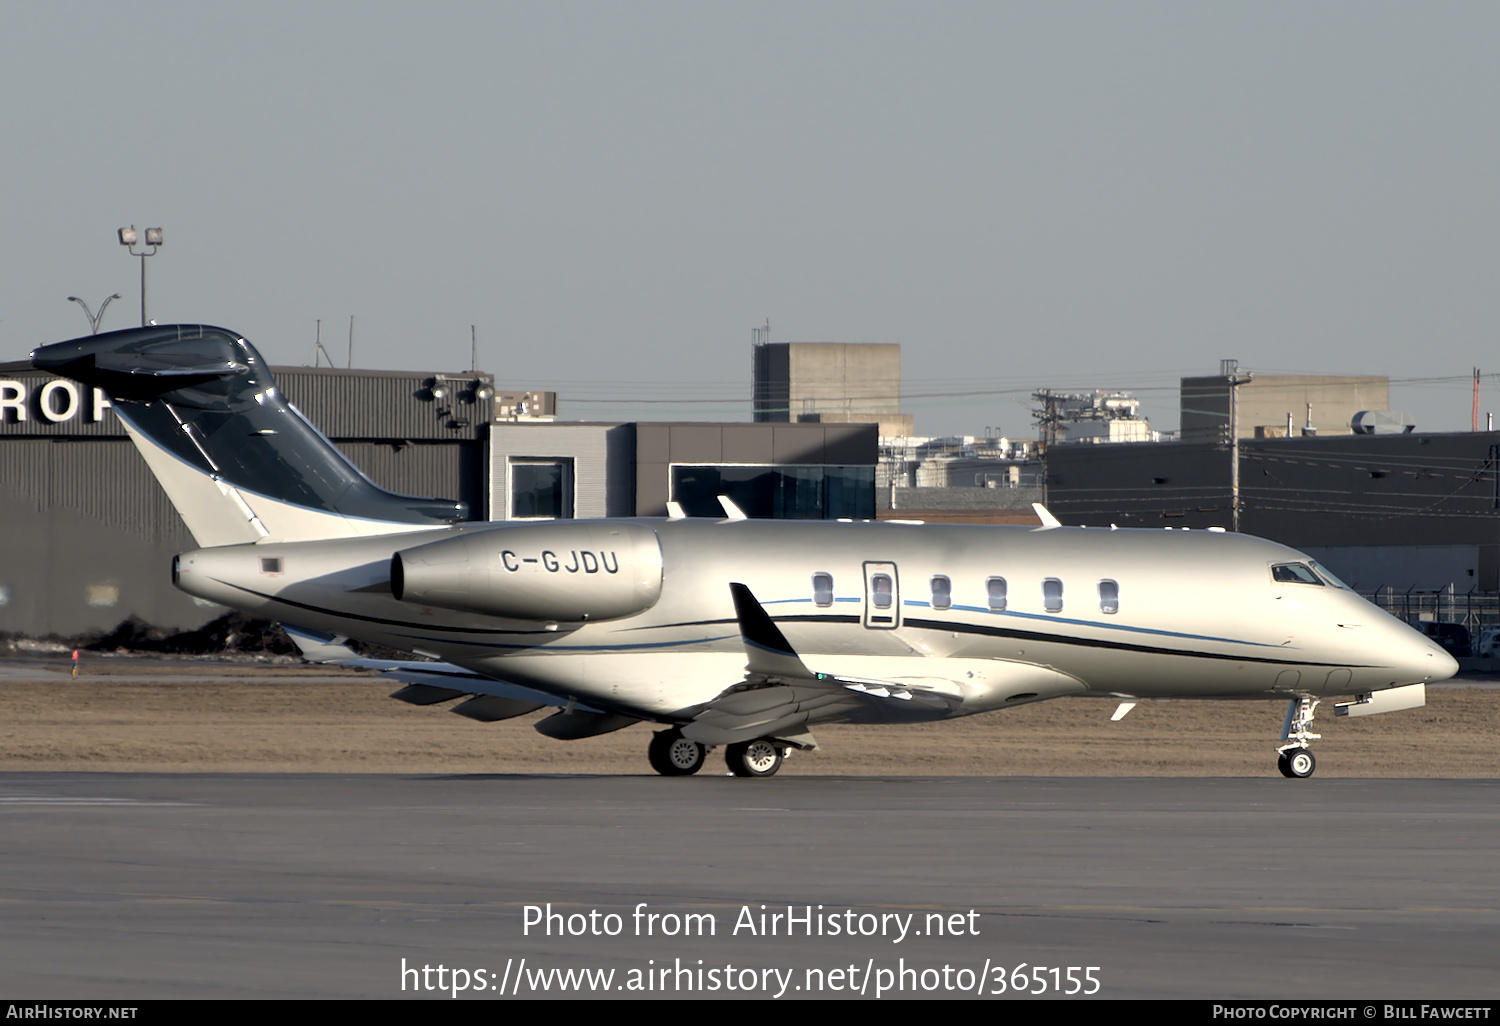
[66,293,122,335]
[1228,370,1253,532]
[117,226,163,326]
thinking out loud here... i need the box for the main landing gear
[725,738,784,778]
[647,729,706,776]
[1276,696,1321,778]
[647,729,787,777]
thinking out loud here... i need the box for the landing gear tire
[648,729,706,776]
[1278,748,1316,778]
[726,738,784,778]
[1276,697,1322,779]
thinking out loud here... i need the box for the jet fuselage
[173,517,1454,725]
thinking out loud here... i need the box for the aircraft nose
[1397,628,1459,683]
[1429,644,1460,682]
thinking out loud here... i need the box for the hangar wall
[0,363,491,638]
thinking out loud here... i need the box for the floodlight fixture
[116,223,164,325]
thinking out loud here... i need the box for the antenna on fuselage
[1032,502,1062,529]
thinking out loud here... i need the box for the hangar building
[0,362,493,637]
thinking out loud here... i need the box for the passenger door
[863,561,900,629]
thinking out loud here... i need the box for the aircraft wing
[283,623,552,702]
[680,585,975,746]
[282,623,637,737]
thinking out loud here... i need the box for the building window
[930,575,952,610]
[813,573,834,607]
[670,465,874,519]
[511,458,573,519]
[1043,578,1063,613]
[1098,579,1119,614]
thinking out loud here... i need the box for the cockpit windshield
[1271,563,1323,586]
[1309,561,1350,589]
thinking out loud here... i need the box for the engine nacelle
[391,521,663,622]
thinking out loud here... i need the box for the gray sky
[3,2,1496,436]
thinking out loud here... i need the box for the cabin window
[930,575,952,611]
[1098,579,1119,614]
[986,577,1007,612]
[871,574,894,609]
[1271,563,1323,586]
[1043,578,1064,613]
[812,573,834,607]
[260,557,282,575]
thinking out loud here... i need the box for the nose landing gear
[1275,696,1320,778]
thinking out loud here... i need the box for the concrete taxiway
[1,773,1496,999]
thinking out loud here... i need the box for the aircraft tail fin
[31,325,466,546]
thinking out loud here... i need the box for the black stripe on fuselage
[639,613,1374,669]
[620,615,861,631]
[213,580,557,636]
[219,580,1374,669]
[900,617,1374,668]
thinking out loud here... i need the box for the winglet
[1032,502,1062,528]
[729,582,815,680]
